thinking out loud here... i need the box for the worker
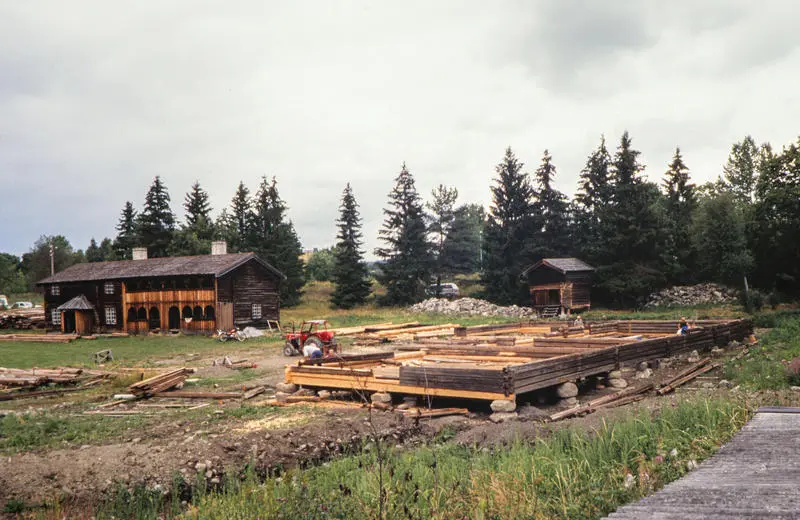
[677,317,690,335]
[303,342,323,359]
[574,315,584,329]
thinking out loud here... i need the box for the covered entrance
[57,295,95,335]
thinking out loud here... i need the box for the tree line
[1,131,798,310]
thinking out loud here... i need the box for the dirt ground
[0,339,758,514]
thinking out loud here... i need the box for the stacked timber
[0,308,46,329]
[0,334,76,343]
[128,368,194,397]
[0,367,85,387]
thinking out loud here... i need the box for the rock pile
[644,283,738,308]
[408,297,536,318]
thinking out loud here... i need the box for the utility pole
[49,241,55,276]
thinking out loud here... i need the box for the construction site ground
[1,325,790,517]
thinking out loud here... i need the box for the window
[182,306,193,319]
[127,307,137,322]
[204,305,215,320]
[137,307,147,321]
[104,282,114,295]
[51,286,60,296]
[51,308,61,325]
[105,306,117,325]
[251,304,262,319]
[193,306,204,320]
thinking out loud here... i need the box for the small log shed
[56,294,96,335]
[522,258,594,317]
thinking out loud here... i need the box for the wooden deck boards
[605,408,800,519]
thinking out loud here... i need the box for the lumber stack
[0,367,85,387]
[0,308,46,329]
[0,333,76,343]
[128,368,194,396]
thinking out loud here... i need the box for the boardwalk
[606,407,800,520]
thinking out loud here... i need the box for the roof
[521,257,595,277]
[57,295,95,311]
[37,252,285,285]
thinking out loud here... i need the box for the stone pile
[408,297,536,318]
[644,283,738,308]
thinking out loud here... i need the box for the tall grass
[183,398,747,520]
[725,315,800,389]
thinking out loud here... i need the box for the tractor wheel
[304,337,323,348]
[283,343,296,357]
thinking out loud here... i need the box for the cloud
[0,1,799,260]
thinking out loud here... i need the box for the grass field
[725,313,800,390]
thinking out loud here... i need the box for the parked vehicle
[0,295,7,309]
[216,327,245,342]
[10,301,33,309]
[283,319,339,357]
[426,283,459,298]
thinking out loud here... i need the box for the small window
[51,308,61,325]
[182,306,193,319]
[251,304,262,319]
[105,306,117,325]
[193,306,204,320]
[104,282,114,295]
[51,285,60,296]
[204,305,215,320]
[127,307,137,322]
[137,307,147,321]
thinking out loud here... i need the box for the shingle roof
[37,252,284,285]
[57,294,95,311]
[521,257,595,276]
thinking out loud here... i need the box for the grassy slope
[182,398,748,520]
[726,313,800,389]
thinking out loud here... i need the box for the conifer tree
[440,203,484,274]
[481,147,535,305]
[228,181,253,252]
[113,201,138,259]
[723,136,759,205]
[530,150,571,259]
[136,176,175,258]
[573,136,611,261]
[183,181,215,241]
[99,238,116,261]
[375,163,433,305]
[662,147,696,283]
[426,184,459,287]
[86,238,103,262]
[248,176,305,306]
[331,183,372,308]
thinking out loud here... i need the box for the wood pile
[0,366,112,398]
[128,368,195,397]
[0,308,46,329]
[656,357,720,395]
[0,333,76,343]
[549,382,655,421]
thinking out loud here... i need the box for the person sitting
[574,315,584,329]
[303,342,323,359]
[677,317,690,335]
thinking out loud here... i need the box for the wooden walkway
[606,407,800,519]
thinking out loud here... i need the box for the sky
[1,1,799,259]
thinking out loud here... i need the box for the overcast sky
[2,1,799,259]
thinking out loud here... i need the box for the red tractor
[283,319,339,357]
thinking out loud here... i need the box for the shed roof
[37,252,284,285]
[521,257,595,277]
[57,295,95,311]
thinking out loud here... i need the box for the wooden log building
[37,242,284,334]
[522,257,594,317]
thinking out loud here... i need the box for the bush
[741,288,766,313]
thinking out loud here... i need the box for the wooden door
[216,302,233,330]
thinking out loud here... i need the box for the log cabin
[36,242,284,334]
[522,258,594,317]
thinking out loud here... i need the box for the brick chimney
[132,247,148,261]
[211,241,227,255]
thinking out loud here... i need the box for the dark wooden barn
[37,243,284,335]
[521,258,594,317]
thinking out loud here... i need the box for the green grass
[725,315,800,390]
[74,397,746,520]
[583,303,746,321]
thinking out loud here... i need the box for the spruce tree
[331,183,372,308]
[375,163,433,305]
[530,150,571,260]
[573,136,611,262]
[136,176,176,258]
[595,132,667,305]
[229,181,253,252]
[99,238,116,261]
[440,203,484,274]
[86,238,103,262]
[183,181,215,241]
[113,201,138,259]
[662,147,696,283]
[248,176,306,306]
[691,191,752,286]
[723,136,759,205]
[481,147,535,305]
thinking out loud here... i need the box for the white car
[11,301,33,309]
[427,283,459,298]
